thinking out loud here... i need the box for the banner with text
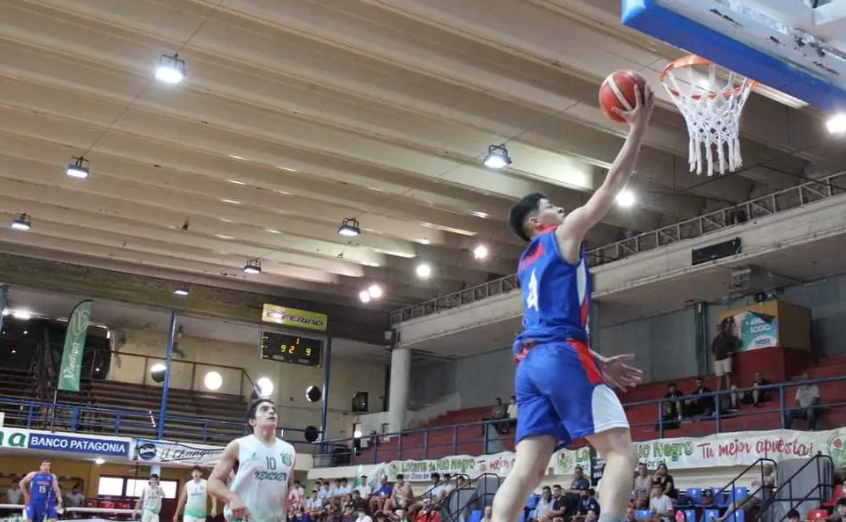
[130,438,224,466]
[385,428,846,481]
[58,300,93,392]
[261,304,328,332]
[0,427,129,457]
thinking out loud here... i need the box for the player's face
[150,477,159,486]
[529,198,565,231]
[40,461,51,473]
[252,401,278,429]
[192,470,202,480]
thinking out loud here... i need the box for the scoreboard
[259,331,323,367]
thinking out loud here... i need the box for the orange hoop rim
[659,55,758,100]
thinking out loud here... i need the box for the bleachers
[351,355,846,464]
[0,366,248,444]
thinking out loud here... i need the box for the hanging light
[367,284,383,299]
[483,144,512,169]
[155,53,186,84]
[827,114,846,134]
[173,287,190,297]
[473,244,489,260]
[358,290,371,303]
[616,189,636,208]
[66,156,90,179]
[11,213,31,231]
[243,258,262,275]
[416,263,432,279]
[338,217,361,237]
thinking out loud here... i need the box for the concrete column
[387,347,411,432]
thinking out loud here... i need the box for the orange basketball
[599,70,648,123]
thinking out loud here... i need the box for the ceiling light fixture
[616,189,636,208]
[66,156,90,179]
[827,114,846,134]
[155,53,186,84]
[243,258,262,275]
[11,213,31,231]
[483,144,512,169]
[358,290,371,303]
[416,263,432,279]
[367,284,383,299]
[173,287,190,297]
[338,217,361,237]
[473,244,489,260]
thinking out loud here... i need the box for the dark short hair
[150,474,160,480]
[246,397,275,420]
[787,510,800,519]
[396,474,404,480]
[836,498,846,507]
[508,193,546,242]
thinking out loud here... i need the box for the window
[125,479,178,499]
[97,477,124,497]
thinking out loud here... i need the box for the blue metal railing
[0,396,309,449]
[316,374,846,466]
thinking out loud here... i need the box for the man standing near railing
[20,460,63,522]
[493,84,654,522]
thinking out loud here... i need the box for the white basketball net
[660,60,755,176]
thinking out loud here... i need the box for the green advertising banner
[57,300,93,392]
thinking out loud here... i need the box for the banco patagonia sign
[0,428,128,457]
[131,439,224,467]
[261,304,328,332]
[28,433,128,457]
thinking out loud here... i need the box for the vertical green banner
[57,300,93,392]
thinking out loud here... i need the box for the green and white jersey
[223,435,295,522]
[184,479,208,519]
[142,486,163,514]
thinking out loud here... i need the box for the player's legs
[24,503,38,522]
[46,503,58,522]
[586,428,638,521]
[490,436,557,522]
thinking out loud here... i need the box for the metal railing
[315,375,846,466]
[0,396,310,449]
[391,170,846,324]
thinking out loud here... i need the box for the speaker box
[691,237,741,266]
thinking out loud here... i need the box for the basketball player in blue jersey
[20,460,63,522]
[490,84,655,522]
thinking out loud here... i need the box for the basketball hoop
[659,55,757,176]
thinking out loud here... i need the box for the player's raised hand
[600,354,643,391]
[612,84,655,131]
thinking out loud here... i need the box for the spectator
[370,477,393,514]
[653,463,676,500]
[407,473,442,520]
[633,463,653,508]
[566,466,591,496]
[625,507,637,522]
[576,488,600,518]
[786,510,801,522]
[441,474,454,496]
[828,498,846,522]
[549,485,573,522]
[455,476,467,490]
[319,481,333,503]
[648,483,673,522]
[307,490,322,511]
[384,474,413,518]
[585,510,598,522]
[293,481,306,498]
[332,479,343,498]
[712,318,739,393]
[660,384,684,429]
[785,371,821,430]
[685,378,715,417]
[482,506,492,522]
[356,476,371,498]
[6,480,22,504]
[700,488,715,508]
[507,396,518,422]
[65,485,86,518]
[536,487,554,522]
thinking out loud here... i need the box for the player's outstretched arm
[133,488,146,516]
[556,84,654,260]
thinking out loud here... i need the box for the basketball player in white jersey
[175,467,217,522]
[208,398,296,522]
[134,474,165,522]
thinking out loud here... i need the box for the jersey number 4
[526,270,539,311]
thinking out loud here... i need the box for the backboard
[622,0,846,114]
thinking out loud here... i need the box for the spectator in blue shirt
[577,488,600,518]
[566,467,591,497]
